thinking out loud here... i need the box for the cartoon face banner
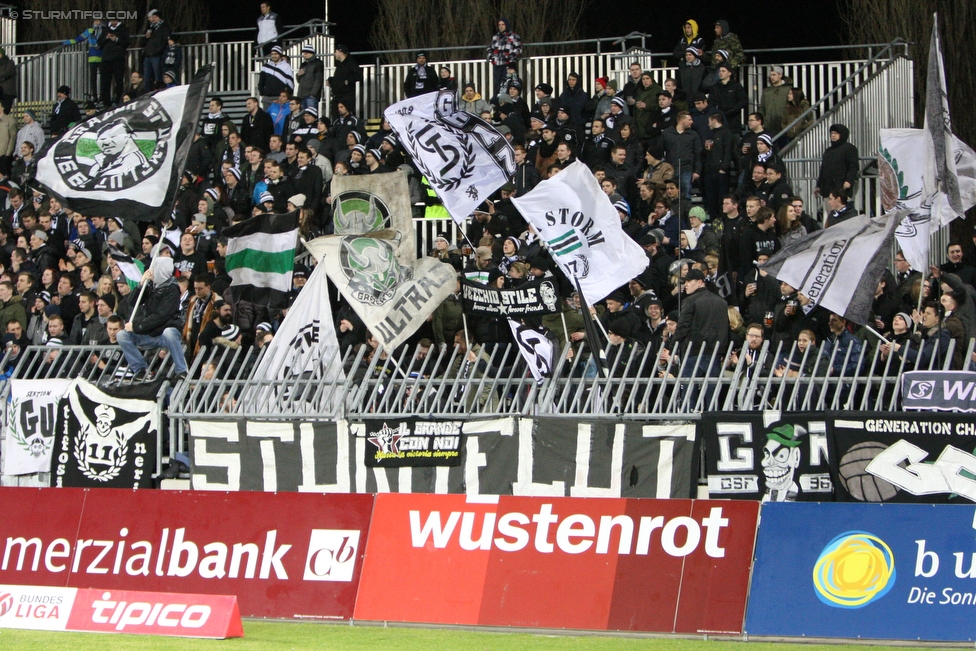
[357,418,463,468]
[829,412,976,503]
[51,379,158,489]
[702,412,833,502]
[35,67,211,222]
[2,380,72,476]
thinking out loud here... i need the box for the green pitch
[0,621,929,651]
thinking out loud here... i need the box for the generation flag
[36,66,212,222]
[385,90,516,227]
[223,211,299,308]
[305,231,456,350]
[330,169,416,264]
[511,160,648,305]
[761,213,900,326]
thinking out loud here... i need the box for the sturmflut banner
[190,418,697,498]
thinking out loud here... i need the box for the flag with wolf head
[330,169,416,265]
[36,66,212,222]
[305,231,456,350]
[50,378,158,489]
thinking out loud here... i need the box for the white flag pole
[128,225,166,325]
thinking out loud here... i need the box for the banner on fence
[747,502,976,641]
[2,379,72,476]
[0,584,243,638]
[189,418,697,498]
[901,371,976,412]
[0,488,373,620]
[51,379,158,489]
[355,494,758,634]
[702,412,833,502]
[829,412,976,503]
[460,277,561,317]
[359,418,463,467]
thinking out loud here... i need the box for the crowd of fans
[0,10,968,390]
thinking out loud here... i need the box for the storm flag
[508,319,554,383]
[385,90,516,227]
[511,160,648,305]
[761,213,900,326]
[224,211,299,309]
[36,66,212,222]
[305,231,456,350]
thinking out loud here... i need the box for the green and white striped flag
[224,211,299,308]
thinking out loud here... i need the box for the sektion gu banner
[461,276,561,317]
[702,411,833,502]
[51,379,158,489]
[746,502,976,641]
[2,379,72,476]
[829,412,976,503]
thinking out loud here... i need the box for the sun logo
[813,532,895,608]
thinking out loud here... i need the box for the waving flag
[762,213,900,325]
[224,211,299,308]
[511,160,648,305]
[385,90,516,227]
[36,66,212,222]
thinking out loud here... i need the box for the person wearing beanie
[328,44,361,120]
[678,46,706,98]
[49,85,81,138]
[815,123,859,199]
[460,82,491,115]
[488,18,522,94]
[708,60,747,132]
[556,72,589,130]
[404,51,438,98]
[592,77,614,119]
[258,45,294,110]
[711,20,744,68]
[296,43,324,110]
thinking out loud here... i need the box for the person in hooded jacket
[673,20,705,60]
[557,73,589,129]
[711,20,744,68]
[116,257,188,380]
[487,18,523,94]
[815,124,859,197]
[459,83,491,114]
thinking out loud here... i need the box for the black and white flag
[51,378,158,489]
[36,66,212,222]
[109,251,145,284]
[508,319,555,383]
[385,90,516,226]
[2,379,72,476]
[761,213,898,325]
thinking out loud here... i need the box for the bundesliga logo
[52,97,173,192]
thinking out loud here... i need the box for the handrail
[773,39,910,149]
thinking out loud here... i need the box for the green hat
[689,206,708,222]
[766,424,802,448]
